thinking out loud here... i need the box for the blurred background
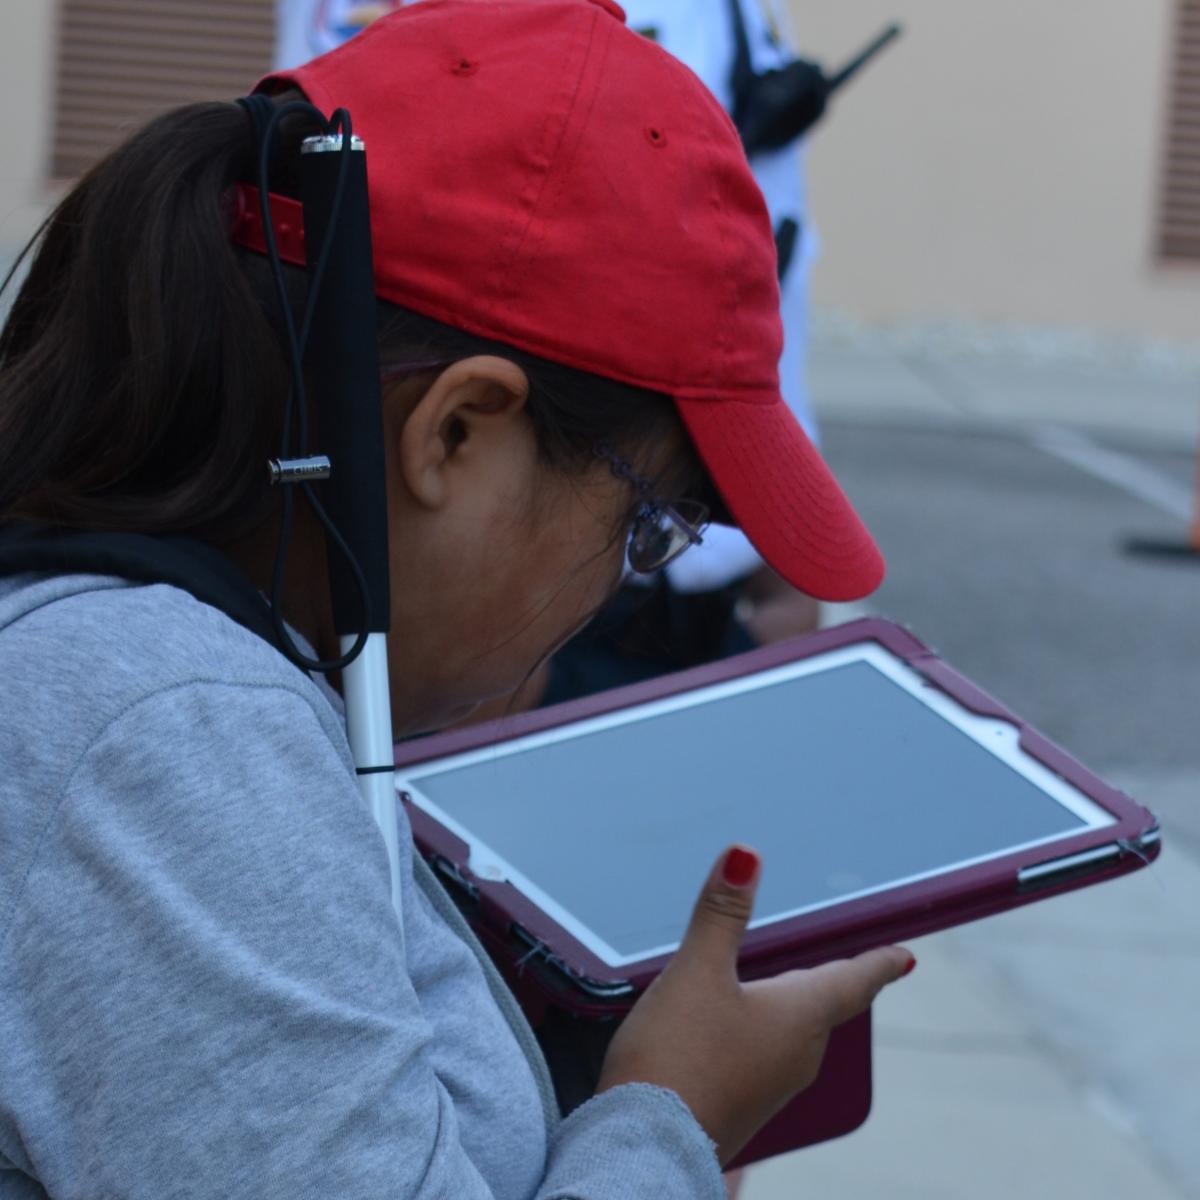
[3,2,1200,340]
[1,2,1196,1198]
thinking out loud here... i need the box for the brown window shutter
[53,0,277,181]
[1158,0,1200,261]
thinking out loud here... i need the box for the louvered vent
[53,0,276,180]
[1159,0,1200,261]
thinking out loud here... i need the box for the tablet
[395,618,1160,1006]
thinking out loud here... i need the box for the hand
[735,566,820,645]
[596,845,914,1165]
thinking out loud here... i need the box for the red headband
[229,183,306,267]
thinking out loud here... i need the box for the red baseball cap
[255,0,884,600]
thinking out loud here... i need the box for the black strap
[725,0,755,118]
[774,216,800,281]
[0,522,298,672]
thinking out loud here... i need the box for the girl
[0,2,911,1196]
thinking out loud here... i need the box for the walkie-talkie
[728,9,903,155]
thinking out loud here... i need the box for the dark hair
[0,98,698,543]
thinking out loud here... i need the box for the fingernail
[722,846,759,888]
[900,955,917,978]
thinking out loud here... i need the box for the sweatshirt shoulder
[0,574,347,782]
[4,572,307,681]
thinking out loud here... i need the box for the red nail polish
[900,955,917,977]
[722,847,759,888]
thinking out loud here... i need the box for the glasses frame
[379,359,452,384]
[593,441,709,574]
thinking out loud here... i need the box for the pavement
[742,330,1200,1199]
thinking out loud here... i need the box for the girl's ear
[395,356,530,510]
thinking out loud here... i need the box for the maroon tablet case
[393,618,1160,1164]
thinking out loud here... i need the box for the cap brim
[675,395,885,602]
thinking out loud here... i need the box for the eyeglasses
[594,441,709,574]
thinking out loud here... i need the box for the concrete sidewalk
[743,335,1199,1199]
[806,330,1200,448]
[744,830,1198,1200]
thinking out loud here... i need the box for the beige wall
[4,3,1198,344]
[0,0,58,252]
[793,0,1200,343]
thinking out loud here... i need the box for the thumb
[674,844,761,977]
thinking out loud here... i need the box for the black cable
[239,97,371,673]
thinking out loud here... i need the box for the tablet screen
[398,643,1115,967]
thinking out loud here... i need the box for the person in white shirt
[611,0,823,645]
[275,1,403,69]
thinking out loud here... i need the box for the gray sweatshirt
[0,573,722,1199]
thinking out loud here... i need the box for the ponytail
[0,102,291,538]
